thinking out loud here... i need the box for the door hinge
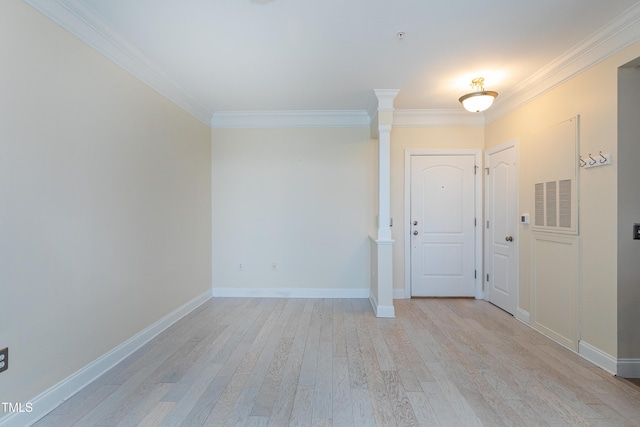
[486,273,490,282]
[486,220,490,229]
[474,270,477,279]
[485,168,490,175]
[474,218,477,227]
[474,165,478,175]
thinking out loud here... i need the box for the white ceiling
[26,0,640,122]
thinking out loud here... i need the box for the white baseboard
[578,340,617,375]
[0,290,212,427]
[515,308,530,324]
[532,322,577,352]
[375,305,396,318]
[617,358,640,378]
[368,294,395,318]
[211,287,369,299]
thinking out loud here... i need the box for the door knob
[505,236,513,242]
[413,221,418,226]
[413,230,419,235]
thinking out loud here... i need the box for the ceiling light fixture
[458,77,498,112]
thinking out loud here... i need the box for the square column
[369,89,399,318]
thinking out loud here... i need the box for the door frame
[484,139,520,316]
[404,149,483,299]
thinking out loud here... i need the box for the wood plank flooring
[34,298,640,426]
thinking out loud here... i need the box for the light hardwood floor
[34,298,640,426]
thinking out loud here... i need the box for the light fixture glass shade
[459,91,498,112]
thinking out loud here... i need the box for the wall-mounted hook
[599,151,607,163]
[583,152,611,169]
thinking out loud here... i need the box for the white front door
[410,155,476,297]
[485,142,518,314]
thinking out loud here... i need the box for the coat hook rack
[580,151,611,169]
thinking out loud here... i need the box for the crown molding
[211,110,371,128]
[25,0,640,129]
[393,109,485,127]
[212,109,484,129]
[485,1,640,123]
[25,0,212,125]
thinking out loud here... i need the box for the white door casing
[408,153,478,297]
[485,141,519,315]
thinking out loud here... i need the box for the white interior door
[486,143,518,314]
[410,155,476,297]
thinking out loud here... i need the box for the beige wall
[211,127,377,294]
[486,40,640,357]
[211,125,485,298]
[0,0,212,405]
[390,127,485,293]
[2,1,638,409]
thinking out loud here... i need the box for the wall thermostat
[520,213,530,224]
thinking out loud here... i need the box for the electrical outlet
[0,348,8,373]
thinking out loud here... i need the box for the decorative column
[369,89,399,318]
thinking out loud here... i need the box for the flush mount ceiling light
[458,77,498,113]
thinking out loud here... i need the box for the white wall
[211,127,377,296]
[0,0,212,407]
